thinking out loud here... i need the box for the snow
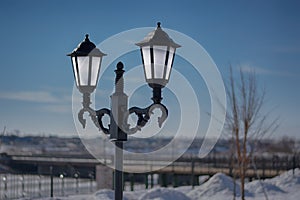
[188,173,242,199]
[139,188,190,200]
[267,168,300,190]
[94,189,117,200]
[20,168,300,200]
[246,181,285,195]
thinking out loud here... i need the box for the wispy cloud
[41,104,71,114]
[0,91,63,103]
[240,64,296,77]
[0,90,73,114]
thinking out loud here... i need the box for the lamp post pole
[111,62,127,200]
[115,141,123,200]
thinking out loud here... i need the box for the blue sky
[0,0,299,139]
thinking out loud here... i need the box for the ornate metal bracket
[79,102,168,136]
[96,108,111,135]
[78,106,100,130]
[123,103,168,135]
[78,93,105,133]
[78,105,111,135]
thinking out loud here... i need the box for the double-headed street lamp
[67,22,180,200]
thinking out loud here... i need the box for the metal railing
[0,173,97,199]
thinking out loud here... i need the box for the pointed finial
[85,34,89,41]
[157,22,161,28]
[116,62,124,70]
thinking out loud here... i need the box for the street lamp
[67,22,180,200]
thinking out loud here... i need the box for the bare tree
[225,66,278,200]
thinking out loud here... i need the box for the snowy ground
[22,168,300,200]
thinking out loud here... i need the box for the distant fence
[0,173,97,200]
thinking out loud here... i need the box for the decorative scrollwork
[96,108,111,135]
[78,105,111,135]
[78,106,100,130]
[78,93,168,137]
[148,103,168,127]
[123,103,168,135]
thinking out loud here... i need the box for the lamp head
[67,34,106,94]
[136,22,180,88]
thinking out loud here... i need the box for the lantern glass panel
[142,46,152,79]
[153,45,167,79]
[91,57,101,86]
[77,57,90,86]
[165,47,175,80]
[72,57,79,86]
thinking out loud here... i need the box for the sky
[0,0,299,139]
